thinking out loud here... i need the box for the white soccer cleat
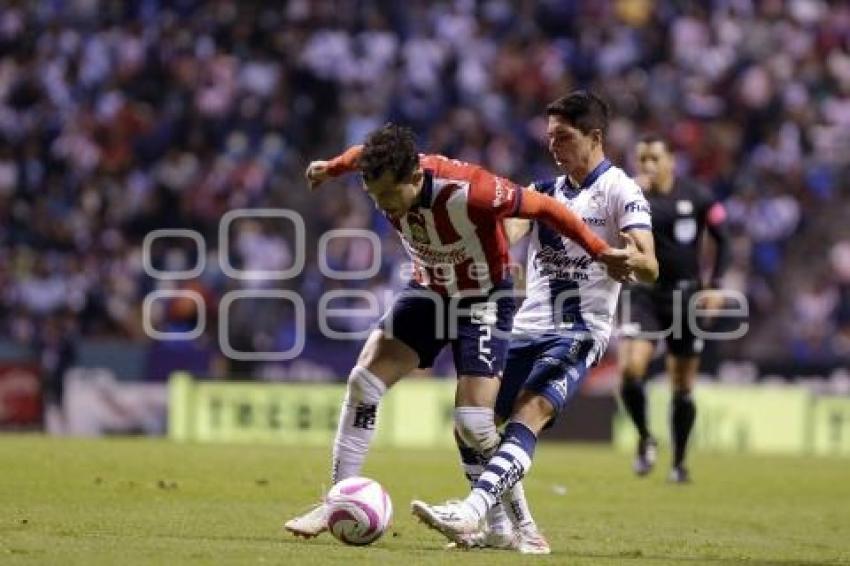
[515,524,551,555]
[284,502,329,538]
[447,524,551,554]
[411,499,482,541]
[447,528,516,550]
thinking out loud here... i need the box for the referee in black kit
[617,134,730,484]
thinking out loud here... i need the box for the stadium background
[1,1,850,564]
[0,0,849,440]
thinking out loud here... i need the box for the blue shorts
[378,280,516,377]
[495,334,599,421]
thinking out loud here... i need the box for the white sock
[453,406,507,526]
[331,366,387,484]
[455,430,511,534]
[502,481,536,529]
[486,500,512,534]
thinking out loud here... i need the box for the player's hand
[597,247,631,282]
[597,237,637,283]
[305,160,331,191]
[597,232,643,282]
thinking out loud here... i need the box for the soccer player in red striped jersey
[284,123,638,545]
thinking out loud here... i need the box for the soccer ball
[326,476,393,545]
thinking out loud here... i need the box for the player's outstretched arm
[515,189,610,258]
[305,145,363,191]
[618,229,658,283]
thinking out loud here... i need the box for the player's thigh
[665,353,700,392]
[618,338,655,379]
[373,284,449,380]
[356,329,420,388]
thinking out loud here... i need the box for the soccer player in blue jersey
[411,91,659,547]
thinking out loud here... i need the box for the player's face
[636,141,674,190]
[363,169,422,220]
[547,116,600,174]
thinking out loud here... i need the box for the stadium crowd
[0,0,848,378]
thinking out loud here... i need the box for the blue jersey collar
[561,158,612,196]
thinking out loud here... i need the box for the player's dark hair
[359,123,419,182]
[545,91,610,136]
[638,132,672,152]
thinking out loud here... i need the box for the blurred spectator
[0,0,848,379]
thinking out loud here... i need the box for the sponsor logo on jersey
[625,199,650,214]
[534,248,595,281]
[492,178,515,208]
[406,241,469,265]
[589,192,606,210]
[674,218,698,243]
[583,217,606,226]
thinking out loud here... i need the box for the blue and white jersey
[512,159,652,353]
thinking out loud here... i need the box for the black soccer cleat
[667,466,691,484]
[633,436,658,477]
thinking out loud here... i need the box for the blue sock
[466,422,537,518]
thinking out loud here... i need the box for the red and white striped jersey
[387,154,521,296]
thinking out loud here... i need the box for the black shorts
[619,283,704,357]
[378,280,516,377]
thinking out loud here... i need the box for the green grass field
[1,435,848,565]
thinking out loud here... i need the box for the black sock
[671,390,696,468]
[454,429,484,486]
[620,379,650,439]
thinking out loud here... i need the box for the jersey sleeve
[325,145,363,177]
[516,188,610,258]
[696,184,727,227]
[613,177,652,232]
[464,167,523,219]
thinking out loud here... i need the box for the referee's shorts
[618,281,704,357]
